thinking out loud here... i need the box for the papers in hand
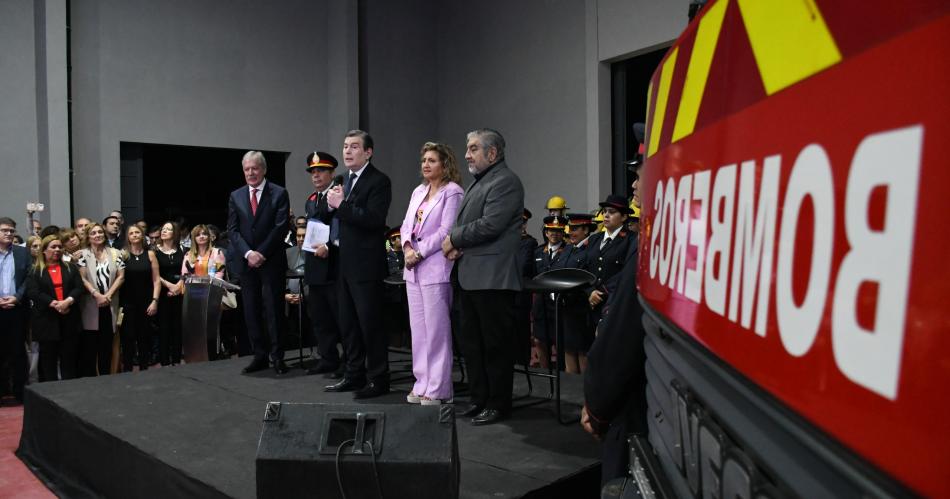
[302,219,330,253]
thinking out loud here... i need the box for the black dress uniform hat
[542,215,567,230]
[566,212,596,229]
[523,208,533,221]
[598,194,634,215]
[305,151,339,172]
[386,226,401,240]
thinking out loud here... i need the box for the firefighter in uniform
[550,213,597,373]
[531,215,568,369]
[584,195,635,331]
[302,151,344,377]
[384,227,409,346]
[545,195,568,218]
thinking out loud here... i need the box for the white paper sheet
[302,219,330,253]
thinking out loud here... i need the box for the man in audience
[0,217,31,403]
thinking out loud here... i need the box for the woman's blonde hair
[32,235,62,273]
[420,142,461,185]
[188,224,213,262]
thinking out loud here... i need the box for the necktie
[344,172,357,198]
[600,236,612,250]
[250,188,259,215]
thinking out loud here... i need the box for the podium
[182,275,241,363]
[520,268,596,424]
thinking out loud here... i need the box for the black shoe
[306,361,339,376]
[273,359,289,375]
[325,378,365,392]
[324,370,343,380]
[471,408,506,426]
[458,403,483,417]
[354,382,390,400]
[242,359,268,374]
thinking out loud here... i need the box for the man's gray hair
[467,128,506,160]
[242,150,267,170]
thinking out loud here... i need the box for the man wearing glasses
[0,217,32,402]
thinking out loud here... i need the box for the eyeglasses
[0,228,15,234]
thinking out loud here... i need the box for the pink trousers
[406,281,454,400]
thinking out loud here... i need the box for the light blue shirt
[0,246,15,297]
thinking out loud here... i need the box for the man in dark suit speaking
[227,150,291,375]
[442,128,524,425]
[324,130,392,399]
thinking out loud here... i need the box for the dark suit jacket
[335,164,391,282]
[304,190,339,285]
[26,264,84,341]
[227,180,291,277]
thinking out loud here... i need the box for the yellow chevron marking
[737,0,842,95]
[672,0,729,143]
[648,47,678,157]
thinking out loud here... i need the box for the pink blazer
[400,181,464,284]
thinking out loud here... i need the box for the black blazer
[227,180,291,277]
[304,190,339,285]
[335,164,391,282]
[585,229,635,296]
[26,264,84,341]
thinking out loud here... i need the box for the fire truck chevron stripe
[672,0,729,143]
[648,47,678,158]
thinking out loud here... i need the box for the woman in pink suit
[400,142,464,405]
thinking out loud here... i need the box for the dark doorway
[611,47,668,196]
[120,142,288,230]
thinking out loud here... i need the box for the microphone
[330,175,344,189]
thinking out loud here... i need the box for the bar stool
[519,267,595,424]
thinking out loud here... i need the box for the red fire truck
[633,1,949,497]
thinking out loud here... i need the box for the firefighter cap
[566,213,596,228]
[306,151,338,172]
[542,215,568,230]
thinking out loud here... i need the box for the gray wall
[2,0,690,235]
[0,0,69,230]
[70,0,358,222]
[362,0,438,227]
[437,0,588,233]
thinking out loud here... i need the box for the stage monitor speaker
[255,402,459,499]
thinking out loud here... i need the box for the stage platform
[16,351,601,498]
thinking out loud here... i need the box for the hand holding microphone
[327,186,344,209]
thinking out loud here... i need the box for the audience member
[400,141,464,406]
[26,235,83,381]
[120,225,160,371]
[0,217,31,399]
[154,222,184,366]
[103,216,124,250]
[60,228,83,263]
[77,223,125,376]
[181,225,225,277]
[27,236,42,260]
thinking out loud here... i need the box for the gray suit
[450,160,524,291]
[449,160,524,413]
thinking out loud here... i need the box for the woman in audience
[399,142,464,406]
[27,235,42,260]
[154,221,184,366]
[59,228,83,263]
[181,225,225,278]
[120,224,161,371]
[26,235,84,381]
[77,223,125,376]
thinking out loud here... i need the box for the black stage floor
[17,351,601,498]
